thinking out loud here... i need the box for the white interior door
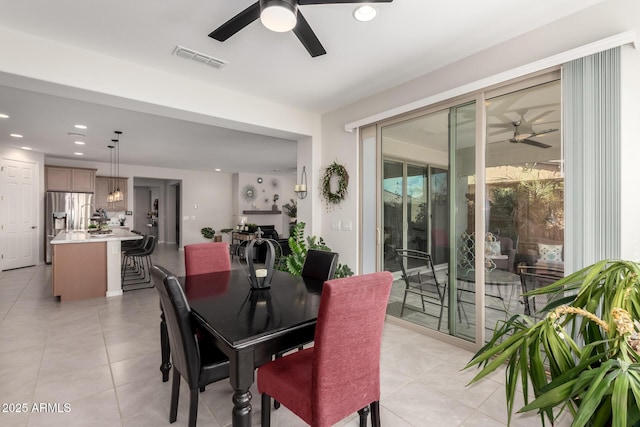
[134,187,151,233]
[1,158,38,270]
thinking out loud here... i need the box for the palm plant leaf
[465,259,640,426]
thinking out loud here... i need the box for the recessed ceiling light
[74,124,87,130]
[353,5,377,22]
[214,168,221,172]
[74,152,84,156]
[74,141,85,145]
[0,113,9,119]
[10,133,23,138]
[21,146,32,150]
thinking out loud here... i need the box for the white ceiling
[0,0,600,174]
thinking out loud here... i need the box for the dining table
[179,269,324,427]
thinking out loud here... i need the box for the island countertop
[51,229,142,244]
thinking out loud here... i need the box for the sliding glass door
[381,104,475,338]
[374,70,562,345]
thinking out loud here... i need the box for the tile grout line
[96,294,125,425]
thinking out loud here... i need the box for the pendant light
[107,143,115,203]
[112,131,123,202]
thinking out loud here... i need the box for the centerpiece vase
[244,236,275,289]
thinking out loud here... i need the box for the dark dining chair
[301,249,339,281]
[184,242,231,276]
[151,265,230,427]
[159,241,232,382]
[519,265,564,320]
[258,271,393,427]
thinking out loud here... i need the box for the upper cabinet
[95,176,128,210]
[45,166,96,193]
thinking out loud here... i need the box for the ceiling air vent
[173,45,227,70]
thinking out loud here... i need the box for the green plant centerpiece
[200,227,215,239]
[465,259,640,427]
[278,222,353,279]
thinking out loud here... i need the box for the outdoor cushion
[538,244,563,263]
[485,241,502,257]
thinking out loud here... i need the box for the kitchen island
[50,229,143,301]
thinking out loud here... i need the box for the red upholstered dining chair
[184,242,231,276]
[258,271,393,427]
[272,248,339,409]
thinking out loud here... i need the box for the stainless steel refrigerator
[45,192,94,263]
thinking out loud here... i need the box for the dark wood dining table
[179,269,324,427]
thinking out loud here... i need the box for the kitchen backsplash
[104,210,133,226]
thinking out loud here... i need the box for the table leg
[230,350,255,427]
[232,388,252,427]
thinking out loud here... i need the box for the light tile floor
[0,244,569,427]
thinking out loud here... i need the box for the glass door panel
[380,104,476,340]
[430,167,448,265]
[382,160,404,273]
[450,101,476,341]
[406,164,428,259]
[484,80,562,340]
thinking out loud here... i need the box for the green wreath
[321,161,349,205]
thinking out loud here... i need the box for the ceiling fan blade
[292,11,326,57]
[520,139,552,149]
[209,2,260,41]
[530,128,558,138]
[299,0,393,4]
[527,109,555,124]
[488,123,514,129]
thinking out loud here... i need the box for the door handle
[31,226,37,229]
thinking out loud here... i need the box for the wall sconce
[294,166,307,199]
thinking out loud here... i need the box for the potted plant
[282,198,297,236]
[278,222,353,278]
[465,259,640,426]
[201,227,217,241]
[282,198,297,222]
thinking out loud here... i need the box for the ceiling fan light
[353,5,377,22]
[261,1,297,32]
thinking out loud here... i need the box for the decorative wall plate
[242,184,257,202]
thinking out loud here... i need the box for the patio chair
[396,249,448,329]
[519,265,564,320]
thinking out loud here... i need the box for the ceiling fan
[509,121,558,148]
[209,0,394,58]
